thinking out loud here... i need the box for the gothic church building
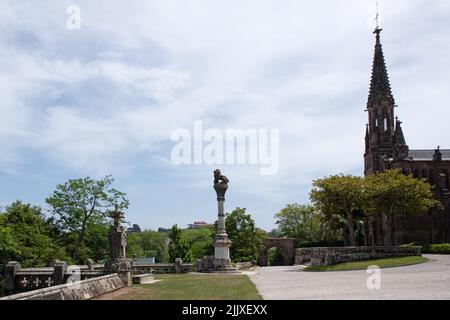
[364,27,450,244]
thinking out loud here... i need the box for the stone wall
[296,246,422,266]
[131,261,194,274]
[0,274,125,300]
[235,262,254,270]
[295,248,313,265]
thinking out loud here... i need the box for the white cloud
[0,0,449,229]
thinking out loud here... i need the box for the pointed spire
[394,117,406,146]
[367,27,395,108]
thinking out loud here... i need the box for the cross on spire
[367,8,394,109]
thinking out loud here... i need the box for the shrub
[421,244,450,254]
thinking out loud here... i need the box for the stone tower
[362,26,450,244]
[364,27,399,175]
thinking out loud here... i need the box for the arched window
[429,169,436,186]
[384,116,388,132]
[440,170,449,189]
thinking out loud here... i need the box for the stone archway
[258,238,295,266]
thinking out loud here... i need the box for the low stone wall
[131,260,194,274]
[235,262,254,270]
[0,274,125,300]
[296,246,422,266]
[295,248,313,265]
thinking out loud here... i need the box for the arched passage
[258,238,295,266]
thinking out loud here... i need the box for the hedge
[421,244,450,254]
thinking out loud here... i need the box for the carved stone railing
[4,261,105,295]
[0,273,125,300]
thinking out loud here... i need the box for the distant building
[127,224,142,233]
[188,221,211,229]
[157,227,169,233]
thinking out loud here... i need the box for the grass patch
[304,256,428,272]
[103,274,261,300]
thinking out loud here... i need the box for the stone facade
[296,246,422,267]
[363,27,450,244]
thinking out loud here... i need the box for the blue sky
[0,1,450,231]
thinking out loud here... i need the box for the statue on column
[214,169,229,200]
[213,169,237,272]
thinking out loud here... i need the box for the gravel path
[248,255,450,300]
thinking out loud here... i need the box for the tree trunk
[72,225,87,262]
[382,214,392,246]
[346,211,356,246]
[367,216,375,246]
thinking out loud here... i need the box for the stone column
[5,261,21,294]
[52,260,68,285]
[175,258,183,274]
[213,170,237,272]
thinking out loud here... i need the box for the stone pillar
[214,197,231,261]
[212,170,237,273]
[175,258,183,273]
[5,261,21,294]
[53,260,68,285]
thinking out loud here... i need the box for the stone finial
[434,146,442,162]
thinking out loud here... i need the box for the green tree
[268,228,283,238]
[0,201,69,295]
[140,230,169,262]
[127,230,169,262]
[126,232,145,259]
[46,175,129,262]
[274,204,341,247]
[364,169,439,245]
[181,227,215,259]
[310,175,365,246]
[225,208,264,262]
[0,201,69,266]
[168,225,193,263]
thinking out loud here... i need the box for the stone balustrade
[0,273,125,300]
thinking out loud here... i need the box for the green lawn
[99,274,261,300]
[304,256,428,272]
